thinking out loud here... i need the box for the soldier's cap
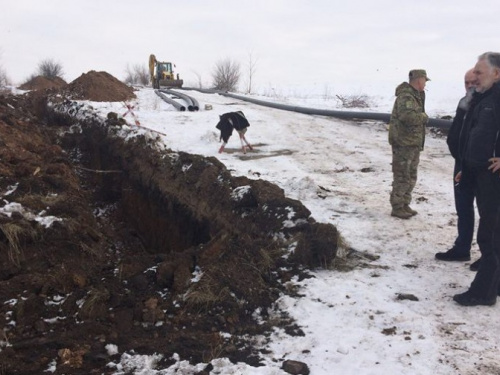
[409,69,430,81]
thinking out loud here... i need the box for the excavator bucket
[158,79,184,88]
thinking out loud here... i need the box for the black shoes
[469,258,481,271]
[435,249,471,262]
[453,290,496,306]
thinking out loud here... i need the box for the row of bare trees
[1,52,257,93]
[126,54,257,93]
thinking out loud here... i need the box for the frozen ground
[87,88,498,375]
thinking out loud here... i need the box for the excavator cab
[149,54,183,89]
[157,62,174,80]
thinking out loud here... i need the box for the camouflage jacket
[388,82,428,149]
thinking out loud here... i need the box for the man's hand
[422,113,429,123]
[488,157,500,174]
[455,171,462,183]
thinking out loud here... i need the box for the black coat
[447,88,475,161]
[216,111,250,143]
[447,105,467,161]
[462,83,500,169]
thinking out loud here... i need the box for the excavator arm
[149,54,157,86]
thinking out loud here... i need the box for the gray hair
[478,52,500,70]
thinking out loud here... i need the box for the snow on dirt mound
[0,93,339,374]
[64,70,136,102]
[18,75,67,91]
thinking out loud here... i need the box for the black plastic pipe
[220,92,452,130]
[181,87,452,130]
[160,89,198,111]
[155,89,186,111]
[188,95,200,111]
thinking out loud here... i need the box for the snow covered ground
[86,88,499,375]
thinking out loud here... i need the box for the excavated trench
[55,108,341,270]
[74,127,212,255]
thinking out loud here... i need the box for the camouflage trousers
[390,146,421,209]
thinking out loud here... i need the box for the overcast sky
[1,0,500,99]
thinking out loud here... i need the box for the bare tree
[124,64,149,85]
[37,58,64,79]
[191,70,203,89]
[0,49,10,87]
[0,68,10,87]
[124,67,134,85]
[245,52,258,94]
[211,58,240,92]
[136,65,149,85]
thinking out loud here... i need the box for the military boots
[404,205,418,216]
[391,207,412,219]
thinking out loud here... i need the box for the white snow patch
[231,185,251,201]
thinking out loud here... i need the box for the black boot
[453,290,496,306]
[435,248,470,262]
[470,258,481,271]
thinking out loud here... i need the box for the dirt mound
[0,91,339,374]
[64,70,136,102]
[18,75,67,91]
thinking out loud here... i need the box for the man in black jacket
[435,69,477,263]
[453,52,500,306]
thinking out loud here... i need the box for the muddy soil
[0,72,339,374]
[61,71,136,102]
[18,76,67,91]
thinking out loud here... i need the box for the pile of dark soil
[63,70,136,102]
[0,86,339,374]
[18,76,67,91]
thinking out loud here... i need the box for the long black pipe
[160,89,198,111]
[181,87,452,130]
[155,89,186,111]
[220,92,452,130]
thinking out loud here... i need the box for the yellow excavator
[149,54,183,89]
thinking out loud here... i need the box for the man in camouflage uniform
[388,69,430,219]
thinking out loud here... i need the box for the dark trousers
[452,161,475,255]
[466,166,500,299]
